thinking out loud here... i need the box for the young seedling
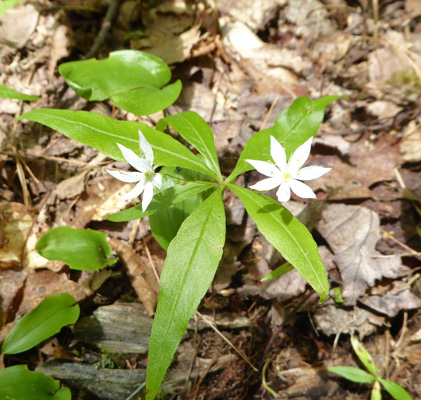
[327,336,413,400]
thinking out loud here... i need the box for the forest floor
[1,0,421,399]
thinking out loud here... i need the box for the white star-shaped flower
[106,129,162,212]
[246,136,331,202]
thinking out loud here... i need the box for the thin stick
[260,96,279,132]
[196,311,258,372]
[192,358,217,400]
[139,222,160,284]
[85,0,120,59]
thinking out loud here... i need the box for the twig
[260,96,279,132]
[85,0,121,59]
[380,228,419,256]
[196,311,258,372]
[139,222,161,284]
[192,358,217,400]
[123,382,146,400]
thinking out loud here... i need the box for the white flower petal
[246,159,280,177]
[117,143,152,173]
[276,182,291,202]
[138,129,154,164]
[119,179,145,201]
[288,137,313,173]
[152,173,162,189]
[105,169,143,183]
[270,136,287,170]
[250,177,281,192]
[142,181,154,212]
[289,179,316,199]
[296,166,331,181]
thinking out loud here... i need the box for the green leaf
[227,95,342,183]
[59,50,181,114]
[2,293,79,354]
[0,0,22,19]
[261,262,293,281]
[157,111,222,181]
[0,365,71,400]
[379,379,413,400]
[229,184,328,302]
[371,381,382,400]
[327,366,376,383]
[111,80,182,116]
[0,84,39,101]
[146,187,226,399]
[351,335,378,377]
[36,227,117,271]
[108,181,217,222]
[333,287,345,303]
[148,167,215,250]
[19,109,216,177]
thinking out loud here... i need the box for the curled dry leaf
[0,202,34,269]
[313,302,384,337]
[359,281,421,318]
[317,204,408,305]
[108,237,158,316]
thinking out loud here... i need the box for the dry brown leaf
[0,269,26,327]
[131,1,201,64]
[285,0,336,41]
[0,202,35,269]
[108,238,158,316]
[314,133,401,199]
[0,4,39,50]
[366,100,403,120]
[359,282,421,317]
[400,120,421,163]
[317,204,408,305]
[216,0,284,31]
[313,302,382,337]
[49,24,73,75]
[18,269,88,316]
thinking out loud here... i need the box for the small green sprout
[327,336,413,400]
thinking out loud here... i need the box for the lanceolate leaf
[108,181,217,222]
[327,366,376,384]
[229,184,329,301]
[351,336,378,377]
[2,293,80,354]
[157,111,222,181]
[0,84,39,101]
[379,379,413,400]
[0,365,71,400]
[227,95,342,183]
[261,262,293,282]
[146,188,226,399]
[19,109,215,177]
[36,227,117,271]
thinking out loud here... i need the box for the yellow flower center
[282,171,291,182]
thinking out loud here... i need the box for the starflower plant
[22,93,344,400]
[106,129,162,211]
[246,136,331,202]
